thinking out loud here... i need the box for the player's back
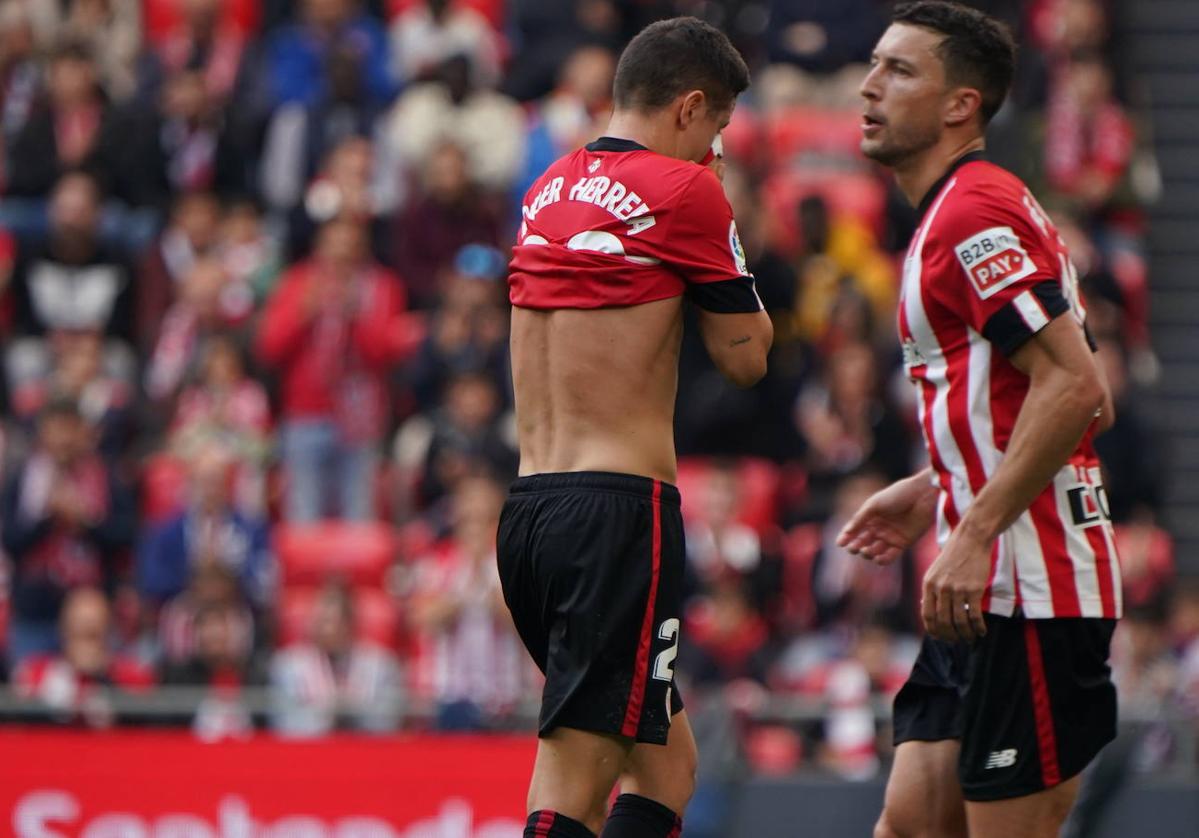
[508,137,755,483]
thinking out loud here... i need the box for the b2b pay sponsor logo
[954,226,1036,299]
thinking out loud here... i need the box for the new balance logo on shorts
[985,749,1018,770]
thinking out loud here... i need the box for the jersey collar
[916,150,987,218]
[585,136,650,153]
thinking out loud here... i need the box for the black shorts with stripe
[497,471,685,745]
[892,612,1116,801]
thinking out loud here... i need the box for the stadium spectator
[168,335,272,505]
[123,68,244,211]
[383,52,525,194]
[9,330,134,461]
[679,573,774,688]
[818,617,910,781]
[812,472,910,632]
[795,343,912,517]
[417,369,517,509]
[137,444,274,611]
[145,0,248,105]
[23,0,141,103]
[276,136,391,263]
[5,41,124,201]
[389,0,502,87]
[0,1,41,165]
[161,596,265,740]
[218,196,283,304]
[684,461,783,617]
[144,257,249,403]
[514,44,615,201]
[407,243,510,411]
[388,142,506,308]
[270,579,404,736]
[13,586,153,727]
[257,216,406,522]
[136,191,223,351]
[155,560,254,664]
[1045,49,1134,213]
[789,195,896,350]
[6,172,136,391]
[407,474,527,729]
[1,398,135,664]
[500,0,623,102]
[263,0,394,110]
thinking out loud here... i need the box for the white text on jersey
[522,175,657,235]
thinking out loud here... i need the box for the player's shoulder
[926,160,1039,243]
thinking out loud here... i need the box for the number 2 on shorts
[652,618,681,682]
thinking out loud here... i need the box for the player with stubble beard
[499,17,773,838]
[839,3,1121,838]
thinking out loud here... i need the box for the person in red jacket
[257,216,406,522]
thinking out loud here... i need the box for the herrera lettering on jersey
[523,174,656,233]
[508,137,763,314]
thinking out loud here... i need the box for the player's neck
[602,112,679,159]
[894,135,987,209]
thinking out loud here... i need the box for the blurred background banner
[0,729,534,837]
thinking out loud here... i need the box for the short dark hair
[613,17,749,112]
[892,1,1016,124]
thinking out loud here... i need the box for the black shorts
[892,613,1117,801]
[497,472,685,745]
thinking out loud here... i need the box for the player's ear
[945,87,983,128]
[678,90,706,128]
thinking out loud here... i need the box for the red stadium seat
[275,521,398,587]
[766,107,865,164]
[277,586,400,650]
[141,454,189,524]
[676,457,782,534]
[745,725,804,776]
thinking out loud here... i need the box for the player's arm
[837,466,938,565]
[957,314,1105,545]
[666,168,773,386]
[696,308,773,387]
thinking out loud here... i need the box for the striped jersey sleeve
[925,185,1072,356]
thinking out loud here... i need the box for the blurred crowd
[0,0,1192,789]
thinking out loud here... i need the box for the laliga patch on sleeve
[729,220,750,276]
[954,226,1038,299]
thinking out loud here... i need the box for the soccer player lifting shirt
[500,17,772,838]
[837,4,1121,838]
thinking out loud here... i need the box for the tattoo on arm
[729,335,752,347]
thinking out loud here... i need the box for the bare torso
[510,297,685,483]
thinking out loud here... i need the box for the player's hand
[921,525,991,644]
[836,472,937,566]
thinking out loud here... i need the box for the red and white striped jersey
[898,152,1122,620]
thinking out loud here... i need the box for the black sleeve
[685,275,764,314]
[981,280,1070,356]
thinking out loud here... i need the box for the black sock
[525,810,597,838]
[599,794,682,838]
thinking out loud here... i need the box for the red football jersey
[508,137,762,313]
[900,152,1122,620]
